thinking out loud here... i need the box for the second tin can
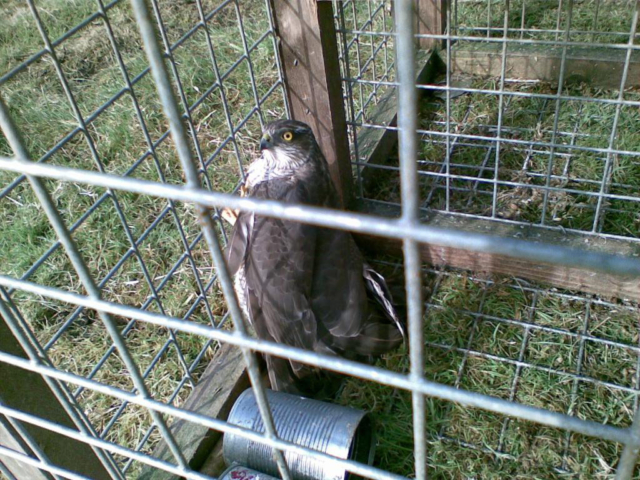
[219,465,280,480]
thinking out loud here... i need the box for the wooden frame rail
[450,43,640,89]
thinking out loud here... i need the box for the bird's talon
[221,207,239,225]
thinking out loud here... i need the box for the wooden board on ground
[449,43,640,89]
[354,49,445,200]
[198,436,226,478]
[0,314,113,480]
[139,343,249,480]
[0,416,50,480]
[354,199,640,302]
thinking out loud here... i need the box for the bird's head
[259,120,318,167]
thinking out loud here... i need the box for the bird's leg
[220,183,248,226]
[220,208,238,225]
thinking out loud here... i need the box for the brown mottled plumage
[226,119,405,398]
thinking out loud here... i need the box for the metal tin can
[219,465,280,480]
[223,388,375,480]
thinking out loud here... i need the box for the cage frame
[0,0,640,479]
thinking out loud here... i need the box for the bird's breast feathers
[245,149,311,190]
[245,151,291,188]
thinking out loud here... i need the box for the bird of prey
[225,119,405,398]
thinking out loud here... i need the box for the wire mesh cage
[340,0,640,239]
[0,0,287,477]
[1,0,640,479]
[333,0,640,477]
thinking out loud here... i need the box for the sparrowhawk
[226,119,405,398]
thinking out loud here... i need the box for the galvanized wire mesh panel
[333,0,640,477]
[0,1,640,479]
[338,258,640,477]
[334,0,396,197]
[334,1,395,129]
[344,0,640,241]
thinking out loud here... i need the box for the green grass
[364,75,640,236]
[360,0,640,236]
[339,265,640,479]
[455,0,637,44]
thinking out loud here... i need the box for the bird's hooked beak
[260,133,272,151]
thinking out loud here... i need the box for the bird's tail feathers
[363,264,407,340]
[265,355,344,400]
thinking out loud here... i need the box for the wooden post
[270,0,353,207]
[0,310,113,479]
[415,0,447,50]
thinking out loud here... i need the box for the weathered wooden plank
[197,435,226,478]
[415,0,447,50]
[450,43,640,89]
[355,49,444,196]
[198,370,271,478]
[354,199,640,302]
[0,417,50,480]
[139,344,249,480]
[0,314,113,480]
[271,0,352,207]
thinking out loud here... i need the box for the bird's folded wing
[226,211,254,275]
[244,211,333,374]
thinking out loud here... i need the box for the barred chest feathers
[245,148,302,189]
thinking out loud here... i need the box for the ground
[339,259,640,479]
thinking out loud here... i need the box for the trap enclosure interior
[0,1,639,480]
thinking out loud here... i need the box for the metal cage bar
[127,1,291,479]
[394,3,426,479]
[1,0,640,479]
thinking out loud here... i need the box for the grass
[363,76,640,237]
[455,0,638,44]
[339,263,640,479]
[1,0,640,479]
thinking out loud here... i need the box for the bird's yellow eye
[282,131,294,142]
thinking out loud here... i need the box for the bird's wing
[243,182,329,371]
[226,211,254,275]
[309,230,406,357]
[309,231,367,338]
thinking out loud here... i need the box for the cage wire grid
[342,0,640,242]
[0,0,640,479]
[340,258,640,475]
[333,0,640,476]
[0,0,289,477]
